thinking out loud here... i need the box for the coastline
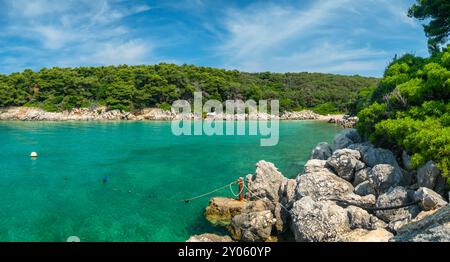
[0,106,355,127]
[189,129,450,243]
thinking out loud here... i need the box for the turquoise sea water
[0,121,341,242]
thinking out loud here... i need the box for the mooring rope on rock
[229,182,245,198]
[328,198,421,211]
[179,181,238,203]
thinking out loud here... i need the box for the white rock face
[280,110,320,120]
[246,161,287,203]
[290,197,350,242]
[294,171,355,201]
[0,107,179,121]
[245,161,293,233]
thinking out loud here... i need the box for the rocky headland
[188,129,449,242]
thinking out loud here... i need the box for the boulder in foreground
[205,197,267,226]
[290,196,350,242]
[390,204,450,242]
[230,210,276,242]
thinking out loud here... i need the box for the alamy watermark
[171,92,279,146]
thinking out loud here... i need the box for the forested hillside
[0,64,378,113]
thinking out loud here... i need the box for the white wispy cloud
[216,0,423,76]
[0,0,427,76]
[1,0,154,71]
[89,40,150,65]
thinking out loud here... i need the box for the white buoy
[66,236,81,242]
[30,152,38,158]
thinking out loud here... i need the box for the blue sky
[0,0,429,76]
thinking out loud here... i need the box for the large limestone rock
[187,233,233,242]
[375,187,420,228]
[326,149,364,182]
[246,161,293,233]
[414,187,448,211]
[391,204,450,242]
[416,161,441,189]
[230,210,276,242]
[294,171,354,201]
[310,142,333,160]
[368,164,403,194]
[340,229,394,242]
[205,198,267,226]
[295,169,374,207]
[290,197,350,242]
[246,161,286,203]
[360,146,400,168]
[303,159,330,174]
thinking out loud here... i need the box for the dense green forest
[356,0,450,180]
[0,64,378,114]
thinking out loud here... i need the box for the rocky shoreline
[0,107,355,127]
[188,129,449,242]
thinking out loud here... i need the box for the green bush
[357,46,450,181]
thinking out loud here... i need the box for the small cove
[0,121,341,241]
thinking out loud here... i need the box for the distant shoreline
[0,106,354,125]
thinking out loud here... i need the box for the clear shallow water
[0,121,341,242]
